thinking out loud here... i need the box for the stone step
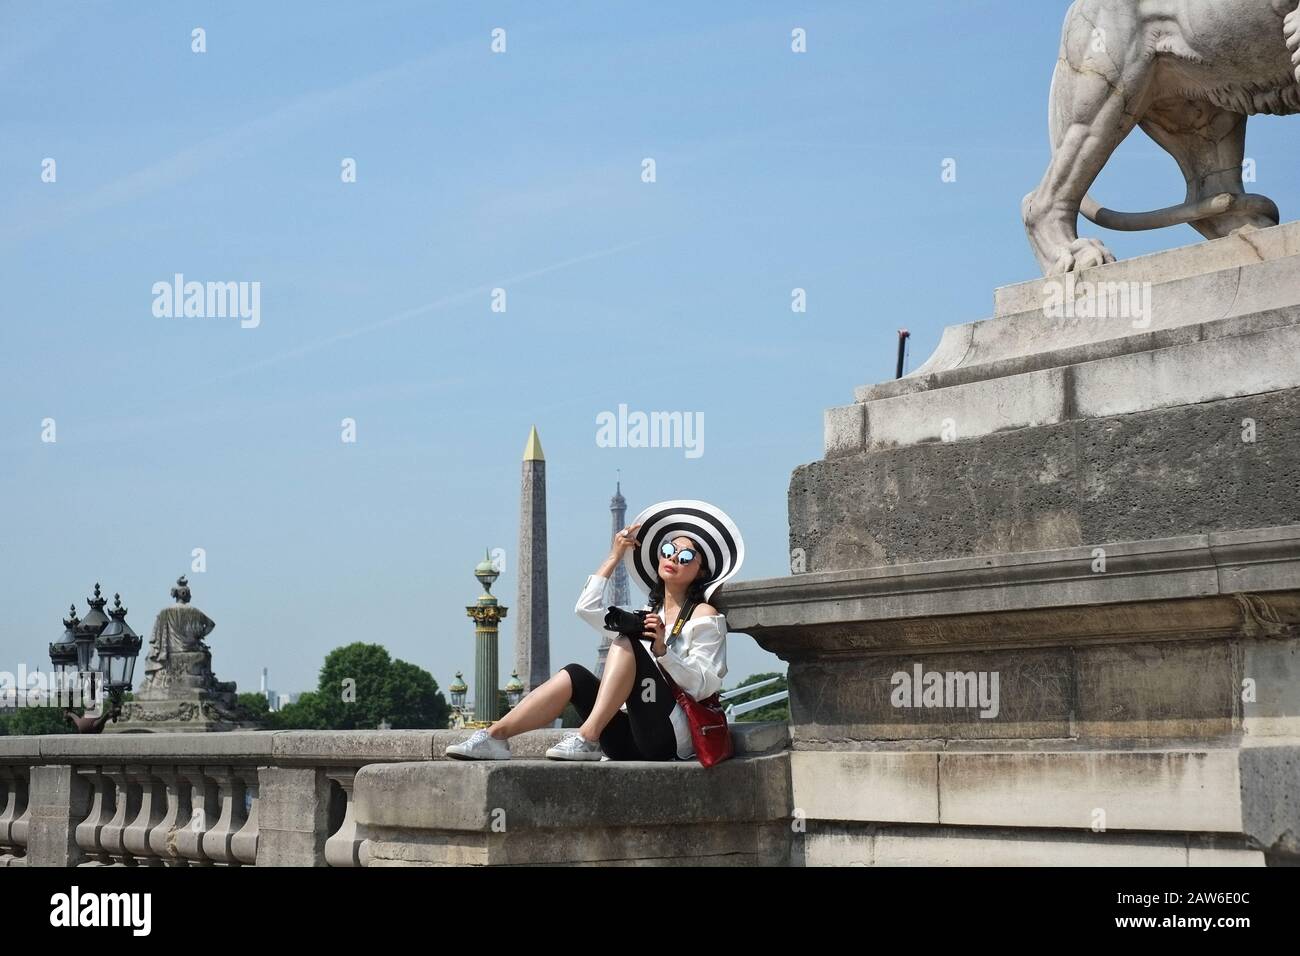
[829,320,1300,454]
[994,220,1300,317]
[860,226,1300,405]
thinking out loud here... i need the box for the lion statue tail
[1076,9,1295,234]
[1080,192,1280,232]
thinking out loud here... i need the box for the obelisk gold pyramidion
[515,425,549,693]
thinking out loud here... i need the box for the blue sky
[5,1,1300,703]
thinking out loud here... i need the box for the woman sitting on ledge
[445,499,744,762]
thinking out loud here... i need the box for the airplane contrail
[199,236,651,385]
[0,47,463,245]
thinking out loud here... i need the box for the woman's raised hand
[611,522,643,556]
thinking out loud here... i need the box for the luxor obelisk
[515,425,549,693]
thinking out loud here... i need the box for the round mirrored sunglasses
[658,540,698,565]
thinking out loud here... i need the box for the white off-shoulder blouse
[574,573,729,760]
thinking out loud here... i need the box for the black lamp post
[49,584,142,734]
[96,594,142,709]
[75,584,110,687]
[48,605,81,703]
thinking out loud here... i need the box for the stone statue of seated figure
[136,576,218,699]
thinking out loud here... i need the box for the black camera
[603,606,650,637]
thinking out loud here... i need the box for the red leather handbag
[661,600,734,768]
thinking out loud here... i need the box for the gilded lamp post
[465,550,508,725]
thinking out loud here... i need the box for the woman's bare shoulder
[690,603,722,619]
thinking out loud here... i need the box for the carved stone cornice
[724,525,1300,658]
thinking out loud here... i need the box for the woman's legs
[485,637,675,761]
[618,635,678,760]
[486,646,641,751]
[563,660,640,759]
[487,669,574,739]
[576,636,637,742]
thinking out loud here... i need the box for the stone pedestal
[726,222,1300,865]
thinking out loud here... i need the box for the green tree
[270,643,448,730]
[559,702,581,728]
[0,706,75,736]
[726,671,789,722]
[270,690,327,730]
[236,691,271,725]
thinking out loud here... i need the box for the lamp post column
[465,550,508,725]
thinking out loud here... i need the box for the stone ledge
[354,751,793,865]
[0,721,790,763]
[994,220,1300,317]
[788,745,1300,837]
[23,731,278,761]
[725,526,1300,654]
[858,303,1300,406]
[363,819,792,867]
[858,227,1300,407]
[800,823,1266,866]
[355,751,792,832]
[839,321,1299,453]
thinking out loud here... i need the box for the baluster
[231,771,259,866]
[201,765,246,866]
[0,766,27,864]
[123,765,166,866]
[149,766,193,867]
[172,765,215,866]
[10,778,30,857]
[324,769,363,867]
[74,767,116,866]
[0,769,9,853]
[99,765,140,866]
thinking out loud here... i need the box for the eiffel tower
[595,475,632,677]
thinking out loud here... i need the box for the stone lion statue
[1023,0,1300,275]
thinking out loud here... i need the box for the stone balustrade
[0,723,790,867]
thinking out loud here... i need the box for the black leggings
[562,634,678,761]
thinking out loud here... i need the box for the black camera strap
[668,598,697,643]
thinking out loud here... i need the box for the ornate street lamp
[75,583,110,675]
[49,605,81,703]
[474,551,500,592]
[505,669,524,709]
[48,585,142,734]
[448,671,468,727]
[95,593,142,711]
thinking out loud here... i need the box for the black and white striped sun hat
[623,499,745,603]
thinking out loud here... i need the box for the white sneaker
[445,727,511,760]
[545,731,604,761]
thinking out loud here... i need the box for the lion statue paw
[1047,237,1116,276]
